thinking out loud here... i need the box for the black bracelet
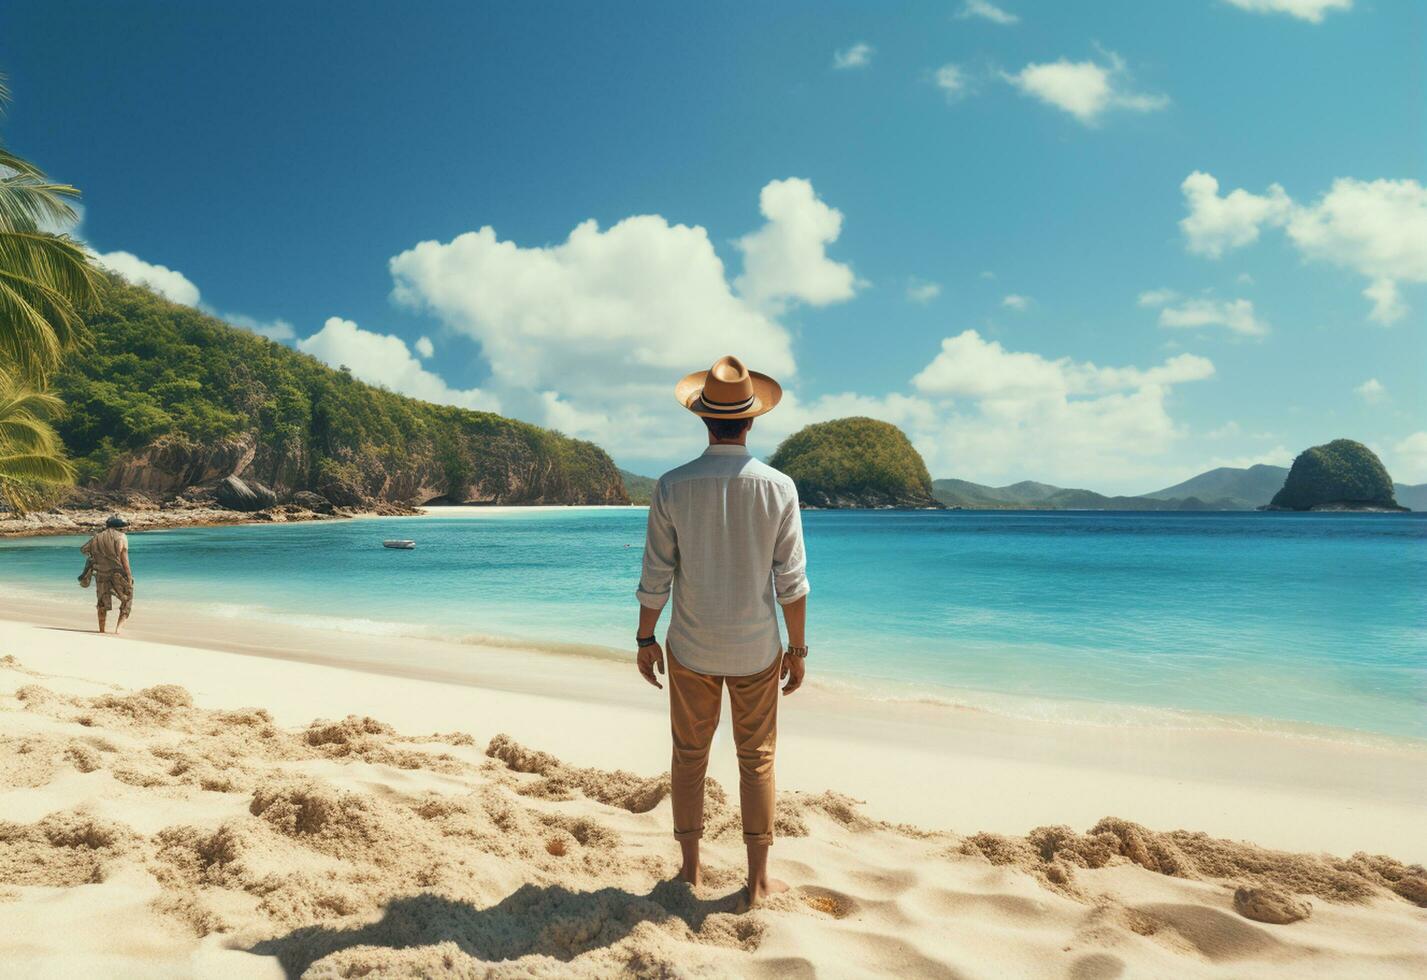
[636,635,658,648]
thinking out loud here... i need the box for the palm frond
[0,229,100,301]
[0,277,66,379]
[0,165,83,232]
[0,451,75,484]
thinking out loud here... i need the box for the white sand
[1,595,1424,978]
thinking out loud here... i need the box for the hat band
[699,391,756,414]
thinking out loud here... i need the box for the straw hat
[675,355,782,419]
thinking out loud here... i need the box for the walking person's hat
[675,355,782,419]
[105,514,128,528]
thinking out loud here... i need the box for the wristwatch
[785,645,809,659]
[636,635,659,648]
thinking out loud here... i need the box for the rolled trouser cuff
[673,826,704,841]
[742,830,773,846]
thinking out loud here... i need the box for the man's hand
[637,641,666,689]
[780,652,805,696]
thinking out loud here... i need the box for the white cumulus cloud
[389,178,856,458]
[757,330,1216,487]
[1179,173,1427,322]
[297,317,500,413]
[1222,0,1352,23]
[733,178,858,313]
[958,0,1019,25]
[833,42,874,70]
[1001,294,1031,311]
[1178,171,1292,258]
[94,250,201,307]
[414,335,435,359]
[1003,51,1167,124]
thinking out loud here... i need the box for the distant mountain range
[931,464,1426,512]
[622,462,1425,511]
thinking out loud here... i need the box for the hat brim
[674,369,783,419]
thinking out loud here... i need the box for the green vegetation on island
[619,469,656,506]
[769,417,939,508]
[51,276,628,507]
[1268,439,1404,512]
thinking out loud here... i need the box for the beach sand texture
[2,622,1425,978]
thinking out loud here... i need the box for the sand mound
[486,733,678,813]
[5,669,1426,978]
[1234,886,1312,924]
[0,810,134,886]
[484,736,900,844]
[960,816,1427,915]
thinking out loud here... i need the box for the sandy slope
[1,622,1425,978]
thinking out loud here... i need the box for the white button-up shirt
[636,444,810,676]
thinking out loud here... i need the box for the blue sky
[2,0,1422,492]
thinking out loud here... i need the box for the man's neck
[707,436,749,448]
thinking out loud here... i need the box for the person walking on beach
[635,355,810,907]
[81,515,133,635]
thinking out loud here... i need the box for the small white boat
[382,539,416,550]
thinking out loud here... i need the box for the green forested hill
[51,276,627,506]
[770,417,939,508]
[1269,439,1403,511]
[619,469,656,505]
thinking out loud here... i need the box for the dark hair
[703,416,753,441]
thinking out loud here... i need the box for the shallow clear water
[3,509,1424,740]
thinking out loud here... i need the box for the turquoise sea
[2,509,1424,741]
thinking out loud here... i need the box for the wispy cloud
[957,0,1020,25]
[934,64,968,100]
[1141,292,1269,337]
[1354,378,1385,404]
[1222,0,1351,24]
[833,42,874,70]
[906,278,942,304]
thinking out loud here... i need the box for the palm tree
[0,75,100,383]
[0,74,101,511]
[0,372,74,513]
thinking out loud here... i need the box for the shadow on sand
[247,880,752,977]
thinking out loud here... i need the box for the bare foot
[737,877,789,911]
[675,865,701,887]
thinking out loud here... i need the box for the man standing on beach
[81,515,133,635]
[635,355,810,907]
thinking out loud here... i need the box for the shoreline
[2,592,1424,863]
[3,569,1421,752]
[0,500,643,540]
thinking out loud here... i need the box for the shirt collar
[702,444,751,457]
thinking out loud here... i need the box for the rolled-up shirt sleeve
[771,487,810,605]
[635,479,678,610]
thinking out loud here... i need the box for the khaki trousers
[668,649,780,846]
